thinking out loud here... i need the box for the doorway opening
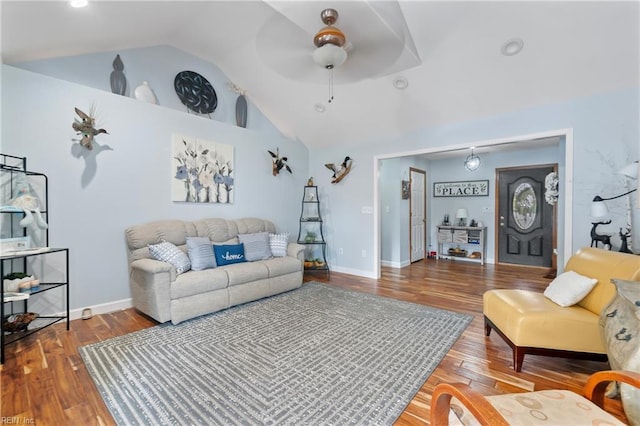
[373,128,573,279]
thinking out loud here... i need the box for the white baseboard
[328,265,378,279]
[380,259,411,268]
[67,298,133,321]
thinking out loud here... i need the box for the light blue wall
[12,45,283,137]
[1,65,308,314]
[310,87,639,276]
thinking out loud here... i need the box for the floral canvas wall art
[172,134,234,203]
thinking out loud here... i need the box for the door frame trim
[494,163,558,270]
[373,128,573,279]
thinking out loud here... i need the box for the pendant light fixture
[464,147,481,171]
[312,8,347,103]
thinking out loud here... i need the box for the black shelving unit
[1,154,69,364]
[297,185,329,274]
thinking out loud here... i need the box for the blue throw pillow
[213,243,246,266]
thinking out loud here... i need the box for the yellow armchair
[483,247,640,371]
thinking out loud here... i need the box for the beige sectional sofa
[125,217,304,324]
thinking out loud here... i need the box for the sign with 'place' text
[434,180,489,197]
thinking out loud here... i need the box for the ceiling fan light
[312,44,347,69]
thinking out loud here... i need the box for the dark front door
[497,165,556,267]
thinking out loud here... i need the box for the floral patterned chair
[430,370,640,425]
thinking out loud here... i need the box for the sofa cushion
[269,233,289,257]
[148,241,191,274]
[261,256,302,277]
[223,261,269,286]
[171,268,229,299]
[239,232,272,261]
[483,289,606,353]
[186,237,217,270]
[543,270,598,307]
[214,243,246,266]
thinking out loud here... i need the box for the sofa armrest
[129,258,174,323]
[287,243,305,261]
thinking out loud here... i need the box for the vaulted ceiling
[2,1,638,149]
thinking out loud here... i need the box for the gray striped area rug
[79,282,472,425]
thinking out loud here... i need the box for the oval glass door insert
[512,182,537,230]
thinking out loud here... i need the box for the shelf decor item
[174,71,217,116]
[3,272,35,293]
[110,54,127,96]
[236,94,247,128]
[2,312,38,333]
[134,81,158,104]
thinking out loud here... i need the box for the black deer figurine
[590,221,612,250]
[619,227,632,253]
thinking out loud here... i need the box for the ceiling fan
[311,8,349,71]
[255,2,421,85]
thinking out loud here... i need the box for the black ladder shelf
[297,186,329,275]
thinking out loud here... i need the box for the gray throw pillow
[148,240,191,274]
[238,232,272,261]
[186,237,217,270]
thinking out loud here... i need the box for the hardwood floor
[1,259,626,425]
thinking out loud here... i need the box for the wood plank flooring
[1,259,627,425]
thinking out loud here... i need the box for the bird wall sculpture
[325,156,352,184]
[268,148,292,176]
[72,107,108,150]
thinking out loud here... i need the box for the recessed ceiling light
[501,38,524,56]
[70,0,88,8]
[393,76,409,90]
[314,103,326,113]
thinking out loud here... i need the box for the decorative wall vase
[235,94,247,128]
[174,71,217,115]
[134,81,158,104]
[110,54,127,96]
[600,278,640,426]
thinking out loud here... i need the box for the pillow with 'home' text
[213,243,246,266]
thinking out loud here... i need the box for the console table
[436,225,487,265]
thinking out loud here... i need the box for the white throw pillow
[148,240,191,274]
[269,233,289,257]
[543,271,598,307]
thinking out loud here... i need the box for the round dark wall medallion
[174,71,217,115]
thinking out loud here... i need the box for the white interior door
[410,168,426,262]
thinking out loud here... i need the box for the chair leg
[513,347,525,372]
[484,318,492,336]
